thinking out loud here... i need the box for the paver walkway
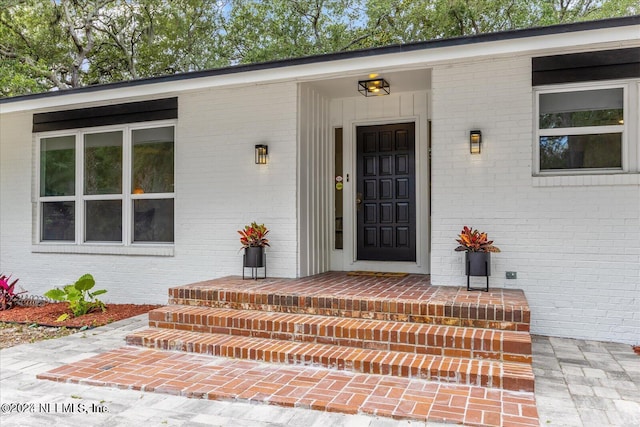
[533,335,640,426]
[0,314,638,426]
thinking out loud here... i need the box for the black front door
[356,123,416,261]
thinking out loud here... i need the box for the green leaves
[43,288,66,301]
[1,0,637,97]
[44,273,107,319]
[73,274,96,292]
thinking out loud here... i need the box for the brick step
[149,305,532,364]
[126,328,534,392]
[38,346,540,426]
[167,276,530,331]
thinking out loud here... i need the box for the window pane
[540,88,623,129]
[540,133,622,170]
[334,128,343,250]
[134,199,174,243]
[40,136,75,197]
[42,202,75,241]
[132,127,174,194]
[85,200,122,242]
[84,131,122,195]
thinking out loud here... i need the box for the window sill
[31,244,174,257]
[532,173,640,187]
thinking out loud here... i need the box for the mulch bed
[0,302,161,328]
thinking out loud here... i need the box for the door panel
[356,123,416,262]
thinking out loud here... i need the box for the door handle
[356,193,362,210]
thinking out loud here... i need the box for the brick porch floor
[38,272,539,426]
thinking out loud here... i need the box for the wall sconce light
[470,130,482,154]
[358,78,390,97]
[255,144,268,164]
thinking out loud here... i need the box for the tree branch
[0,15,35,51]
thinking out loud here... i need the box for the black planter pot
[244,246,265,268]
[466,252,491,277]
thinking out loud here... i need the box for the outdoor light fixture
[358,78,390,97]
[470,130,482,154]
[255,144,268,164]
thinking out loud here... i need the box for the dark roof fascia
[2,15,638,105]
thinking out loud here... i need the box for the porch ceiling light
[255,144,268,164]
[358,78,390,97]
[470,130,482,154]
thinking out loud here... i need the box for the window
[536,85,625,173]
[334,128,343,250]
[38,123,174,245]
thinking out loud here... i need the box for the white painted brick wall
[0,82,299,304]
[430,56,640,344]
[2,56,638,344]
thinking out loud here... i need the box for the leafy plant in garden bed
[0,273,23,311]
[44,274,107,322]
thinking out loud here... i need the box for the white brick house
[1,17,639,344]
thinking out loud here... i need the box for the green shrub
[44,274,107,320]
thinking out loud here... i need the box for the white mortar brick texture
[429,55,640,345]
[0,82,299,304]
[2,53,639,344]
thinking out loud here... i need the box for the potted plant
[455,226,500,277]
[238,222,270,268]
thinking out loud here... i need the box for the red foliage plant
[455,226,501,253]
[238,222,270,249]
[0,273,22,311]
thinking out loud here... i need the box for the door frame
[356,122,417,262]
[339,116,429,274]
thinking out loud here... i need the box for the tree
[1,0,637,97]
[222,0,364,64]
[0,0,227,96]
[89,0,228,82]
[359,0,637,44]
[1,0,73,95]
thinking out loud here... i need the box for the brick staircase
[126,273,535,396]
[39,273,538,425]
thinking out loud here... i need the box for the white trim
[329,126,344,271]
[343,116,428,274]
[534,81,633,176]
[637,81,640,172]
[540,125,623,136]
[122,126,132,244]
[532,173,640,187]
[34,120,176,252]
[31,244,174,257]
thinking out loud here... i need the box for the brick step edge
[149,306,532,364]
[37,346,540,426]
[126,328,534,392]
[169,297,530,332]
